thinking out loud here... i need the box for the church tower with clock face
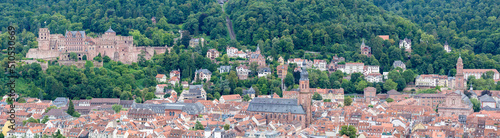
[455,55,464,90]
[298,65,312,127]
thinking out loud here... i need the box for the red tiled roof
[169,76,180,82]
[378,35,389,40]
[346,62,364,65]
[156,74,165,78]
[221,94,242,101]
[419,74,448,79]
[463,69,499,74]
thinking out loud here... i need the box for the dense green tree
[395,78,407,91]
[103,56,111,63]
[23,117,39,125]
[234,87,243,96]
[344,97,352,106]
[471,98,481,112]
[41,115,49,124]
[214,92,221,100]
[195,121,204,130]
[242,95,251,102]
[402,70,415,84]
[228,71,238,92]
[112,104,122,113]
[383,79,398,91]
[339,125,357,138]
[312,92,322,100]
[67,100,75,116]
[284,73,295,88]
[70,52,78,61]
[355,80,368,93]
[386,98,394,103]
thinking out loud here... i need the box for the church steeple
[300,67,308,81]
[455,55,465,90]
[298,66,312,127]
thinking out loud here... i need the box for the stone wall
[58,60,103,68]
[17,60,49,71]
[25,49,59,60]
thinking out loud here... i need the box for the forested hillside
[1,0,500,101]
[0,0,227,48]
[373,0,500,54]
[225,0,423,53]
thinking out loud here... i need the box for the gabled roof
[221,94,242,101]
[156,74,166,78]
[387,90,401,95]
[105,27,115,33]
[243,87,255,95]
[479,94,495,102]
[237,64,248,70]
[43,109,71,118]
[258,67,271,73]
[218,66,232,70]
[65,31,86,38]
[247,98,305,114]
[195,69,212,75]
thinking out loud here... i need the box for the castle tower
[105,26,116,35]
[455,55,464,90]
[103,26,116,40]
[38,28,50,51]
[360,39,365,51]
[256,44,261,55]
[298,66,312,127]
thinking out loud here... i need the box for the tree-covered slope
[0,0,227,47]
[373,0,500,54]
[225,0,424,52]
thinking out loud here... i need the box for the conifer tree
[67,100,75,116]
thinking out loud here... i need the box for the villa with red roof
[156,74,167,83]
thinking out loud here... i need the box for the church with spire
[26,26,168,64]
[455,55,465,90]
[436,55,474,117]
[298,67,312,127]
[360,39,372,57]
[245,66,313,127]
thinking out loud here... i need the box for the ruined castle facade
[27,28,167,64]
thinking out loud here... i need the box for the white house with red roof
[313,59,327,71]
[156,74,167,83]
[170,69,181,78]
[227,47,239,57]
[220,94,242,103]
[169,76,180,85]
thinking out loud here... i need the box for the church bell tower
[298,66,312,127]
[455,55,465,90]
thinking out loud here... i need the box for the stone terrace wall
[58,60,103,68]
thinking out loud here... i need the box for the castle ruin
[26,27,167,64]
